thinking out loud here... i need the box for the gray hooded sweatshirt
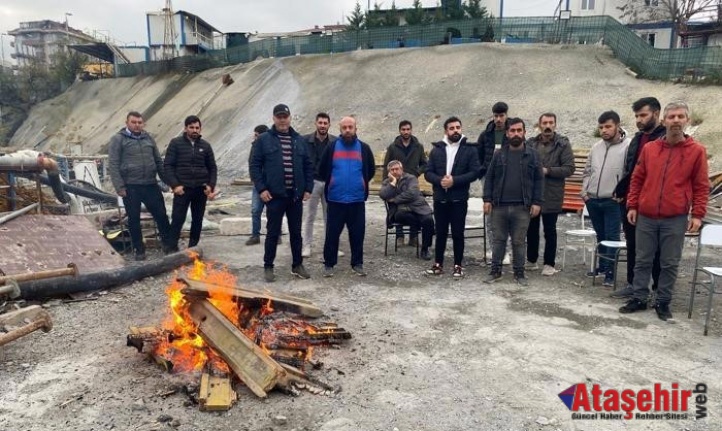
[581,131,631,199]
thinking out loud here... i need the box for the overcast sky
[0,0,553,61]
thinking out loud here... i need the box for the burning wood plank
[126,326,175,372]
[199,372,236,411]
[179,276,324,318]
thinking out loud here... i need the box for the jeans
[586,198,621,275]
[433,200,468,267]
[621,204,660,287]
[324,201,365,268]
[123,184,172,253]
[251,188,264,237]
[302,180,326,249]
[393,212,434,249]
[526,212,559,267]
[170,186,207,248]
[264,195,303,268]
[490,205,530,273]
[631,214,687,304]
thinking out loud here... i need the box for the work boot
[291,264,311,279]
[619,298,647,314]
[610,284,635,298]
[246,236,260,246]
[396,237,405,248]
[264,267,276,283]
[420,247,431,261]
[408,236,419,248]
[654,302,673,321]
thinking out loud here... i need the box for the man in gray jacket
[379,160,434,260]
[581,111,630,286]
[108,111,172,261]
[526,113,575,276]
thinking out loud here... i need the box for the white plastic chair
[562,205,597,271]
[688,224,722,336]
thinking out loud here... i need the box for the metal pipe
[0,314,53,347]
[0,153,44,172]
[0,263,78,285]
[0,280,20,298]
[0,202,39,226]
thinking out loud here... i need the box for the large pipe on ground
[18,248,203,300]
[0,152,69,203]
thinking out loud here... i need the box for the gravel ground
[1,187,720,431]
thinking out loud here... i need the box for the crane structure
[161,0,178,60]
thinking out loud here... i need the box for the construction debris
[0,305,53,347]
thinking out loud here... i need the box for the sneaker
[245,236,260,246]
[541,265,556,276]
[502,253,511,265]
[654,302,673,321]
[610,284,635,298]
[619,298,647,314]
[483,270,502,283]
[425,263,443,276]
[396,237,405,248]
[338,250,345,257]
[134,251,147,261]
[603,275,615,287]
[408,236,419,248]
[514,271,529,286]
[452,265,465,278]
[351,265,367,277]
[301,245,311,258]
[420,247,432,261]
[264,267,276,282]
[291,264,310,279]
[525,262,539,271]
[323,266,335,278]
[586,268,603,277]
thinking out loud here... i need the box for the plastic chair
[687,224,722,336]
[561,205,597,271]
[592,240,627,290]
[383,201,419,258]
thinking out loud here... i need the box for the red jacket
[627,135,709,219]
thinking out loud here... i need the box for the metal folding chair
[688,224,722,336]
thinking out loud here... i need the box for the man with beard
[108,111,173,261]
[620,101,709,321]
[383,120,428,248]
[318,116,375,277]
[424,117,481,278]
[483,118,543,286]
[164,115,218,251]
[610,97,666,298]
[581,111,630,287]
[301,113,340,258]
[525,113,575,276]
[249,104,314,282]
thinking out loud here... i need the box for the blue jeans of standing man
[490,204,530,273]
[586,198,621,276]
[251,188,264,238]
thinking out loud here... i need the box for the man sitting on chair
[379,160,434,260]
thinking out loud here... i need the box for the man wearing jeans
[301,113,339,258]
[620,101,709,321]
[246,125,269,246]
[249,104,314,282]
[581,111,630,286]
[483,118,543,286]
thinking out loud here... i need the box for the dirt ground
[1,186,721,431]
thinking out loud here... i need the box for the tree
[385,0,400,26]
[50,49,87,91]
[617,0,718,34]
[463,0,488,19]
[405,0,428,26]
[347,1,366,30]
[366,2,385,28]
[443,0,466,20]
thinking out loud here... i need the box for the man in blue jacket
[249,104,314,282]
[318,116,375,277]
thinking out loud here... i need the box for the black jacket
[526,133,574,213]
[382,135,428,178]
[163,133,217,190]
[108,128,166,193]
[249,126,314,200]
[318,137,376,201]
[424,137,480,203]
[379,173,433,218]
[303,132,337,181]
[613,124,666,199]
[476,119,509,179]
[483,144,544,208]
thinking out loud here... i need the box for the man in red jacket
[620,102,709,321]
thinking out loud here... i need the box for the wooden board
[199,372,236,411]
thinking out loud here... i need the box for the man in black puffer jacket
[424,116,481,279]
[476,101,509,180]
[108,111,173,261]
[164,115,218,251]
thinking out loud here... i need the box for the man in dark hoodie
[164,115,218,251]
[108,111,173,261]
[476,101,509,180]
[424,116,481,279]
[611,97,666,298]
[382,120,428,248]
[249,104,314,283]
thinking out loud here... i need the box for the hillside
[10,43,722,180]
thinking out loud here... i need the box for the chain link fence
[116,16,722,82]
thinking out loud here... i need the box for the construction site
[2,3,722,431]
